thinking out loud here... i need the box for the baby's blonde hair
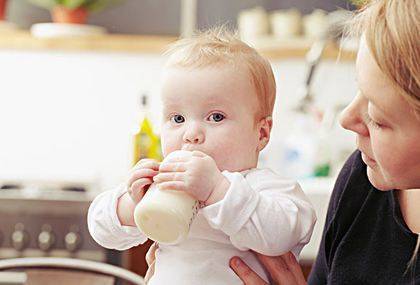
[350,0,420,116]
[163,26,276,121]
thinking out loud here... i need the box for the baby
[88,28,316,284]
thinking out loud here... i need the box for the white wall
[0,49,357,190]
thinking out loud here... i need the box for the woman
[230,0,420,284]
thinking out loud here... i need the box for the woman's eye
[369,120,382,129]
[170,114,185,124]
[366,115,383,129]
[208,113,225,122]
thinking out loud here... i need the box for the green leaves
[27,0,122,12]
[84,0,121,12]
[62,0,87,10]
[27,0,57,9]
[348,0,370,7]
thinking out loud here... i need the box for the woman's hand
[230,252,307,285]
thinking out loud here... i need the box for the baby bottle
[133,150,199,244]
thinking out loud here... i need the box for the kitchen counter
[0,272,26,285]
[298,177,335,262]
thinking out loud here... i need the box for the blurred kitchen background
[0,0,360,282]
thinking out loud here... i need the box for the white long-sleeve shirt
[88,168,316,285]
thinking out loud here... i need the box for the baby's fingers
[129,177,153,203]
[128,168,159,187]
[159,162,187,173]
[153,172,184,183]
[156,181,186,192]
[133,159,160,171]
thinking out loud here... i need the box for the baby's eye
[170,114,185,124]
[208,112,225,122]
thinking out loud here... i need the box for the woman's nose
[339,93,370,137]
[182,123,205,144]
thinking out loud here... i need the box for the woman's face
[339,39,420,191]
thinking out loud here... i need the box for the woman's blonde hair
[349,0,420,116]
[163,26,276,121]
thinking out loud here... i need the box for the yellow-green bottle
[132,94,162,166]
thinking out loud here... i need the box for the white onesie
[88,168,316,285]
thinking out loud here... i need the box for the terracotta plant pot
[0,0,8,21]
[52,6,88,24]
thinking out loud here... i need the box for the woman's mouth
[361,152,377,167]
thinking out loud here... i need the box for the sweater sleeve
[307,150,360,284]
[201,169,317,256]
[87,184,148,250]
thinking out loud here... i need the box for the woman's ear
[257,116,272,151]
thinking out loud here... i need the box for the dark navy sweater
[308,151,419,284]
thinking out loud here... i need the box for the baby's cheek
[161,135,180,157]
[212,141,251,170]
[209,141,234,165]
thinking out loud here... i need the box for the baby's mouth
[182,145,199,151]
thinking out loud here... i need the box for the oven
[0,180,121,266]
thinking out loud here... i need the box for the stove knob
[11,223,30,251]
[65,229,82,252]
[38,224,55,251]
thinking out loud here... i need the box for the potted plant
[0,0,8,21]
[349,0,369,8]
[27,0,121,24]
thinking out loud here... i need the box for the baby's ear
[257,116,272,151]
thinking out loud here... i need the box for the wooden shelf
[252,37,357,61]
[0,30,356,61]
[0,30,177,54]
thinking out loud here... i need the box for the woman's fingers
[256,253,295,284]
[229,257,268,285]
[256,253,307,285]
[284,252,307,285]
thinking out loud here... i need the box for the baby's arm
[87,184,148,250]
[201,169,317,256]
[88,158,159,250]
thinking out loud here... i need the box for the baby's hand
[153,150,229,203]
[127,158,160,204]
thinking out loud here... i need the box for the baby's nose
[182,124,205,144]
[188,137,201,144]
[184,133,204,144]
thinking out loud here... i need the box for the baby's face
[160,64,262,172]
